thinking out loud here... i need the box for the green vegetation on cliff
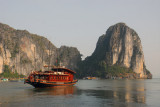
[0,65,25,78]
[76,59,135,79]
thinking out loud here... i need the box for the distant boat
[2,78,9,82]
[83,77,98,80]
[24,66,78,88]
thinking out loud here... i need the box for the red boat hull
[25,79,78,88]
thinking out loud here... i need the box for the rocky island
[0,23,81,78]
[77,23,152,79]
[0,22,152,79]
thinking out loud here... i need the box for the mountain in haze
[0,23,81,76]
[77,23,152,79]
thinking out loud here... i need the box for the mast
[34,47,36,71]
[56,48,59,67]
[48,41,51,70]
[41,38,44,71]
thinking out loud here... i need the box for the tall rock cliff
[78,23,152,79]
[58,46,81,70]
[0,23,81,75]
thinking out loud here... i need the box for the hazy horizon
[0,0,160,78]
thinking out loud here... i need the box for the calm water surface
[0,79,160,107]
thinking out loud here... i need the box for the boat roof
[52,67,76,74]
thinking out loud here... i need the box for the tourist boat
[24,66,78,88]
[83,77,97,80]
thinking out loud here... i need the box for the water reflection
[77,80,146,106]
[28,80,146,104]
[112,80,145,103]
[28,86,77,96]
[0,80,149,107]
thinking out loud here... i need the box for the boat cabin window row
[33,75,71,81]
[50,76,69,81]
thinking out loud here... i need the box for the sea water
[0,79,160,107]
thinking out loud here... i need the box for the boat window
[50,76,53,80]
[44,76,46,79]
[35,75,39,79]
[40,76,44,79]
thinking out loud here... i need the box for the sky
[0,0,160,78]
